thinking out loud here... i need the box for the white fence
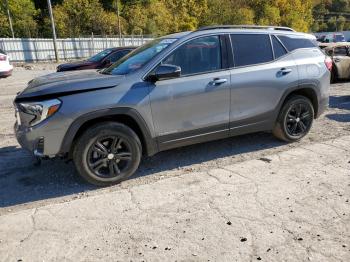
[0,36,153,62]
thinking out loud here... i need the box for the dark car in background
[323,33,346,43]
[56,47,135,72]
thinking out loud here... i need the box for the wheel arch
[278,86,319,119]
[60,108,158,158]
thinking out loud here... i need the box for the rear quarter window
[230,34,273,67]
[272,36,288,59]
[277,35,317,51]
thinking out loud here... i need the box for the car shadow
[0,132,285,209]
[329,95,350,110]
[326,113,350,122]
[326,95,350,123]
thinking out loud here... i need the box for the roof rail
[196,25,295,32]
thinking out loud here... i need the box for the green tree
[337,15,346,31]
[200,0,254,26]
[0,0,38,37]
[327,16,337,31]
[52,0,122,37]
[331,0,348,12]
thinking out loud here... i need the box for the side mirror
[146,64,181,82]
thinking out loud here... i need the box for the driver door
[149,35,231,150]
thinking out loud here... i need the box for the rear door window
[162,35,222,76]
[277,35,316,51]
[272,36,288,59]
[230,34,273,67]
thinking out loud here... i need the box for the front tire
[273,95,314,142]
[73,122,142,186]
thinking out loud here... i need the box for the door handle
[334,58,340,63]
[211,78,228,85]
[279,68,292,75]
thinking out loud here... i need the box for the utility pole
[47,0,59,62]
[116,0,122,40]
[5,0,15,38]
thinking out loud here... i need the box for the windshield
[88,49,113,62]
[103,38,177,75]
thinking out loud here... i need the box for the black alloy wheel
[73,122,142,186]
[87,136,132,178]
[273,95,314,142]
[285,103,312,137]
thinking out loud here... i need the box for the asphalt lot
[0,68,349,261]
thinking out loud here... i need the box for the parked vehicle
[323,42,350,82]
[316,34,326,43]
[0,49,13,78]
[324,33,346,43]
[56,47,135,72]
[14,25,330,186]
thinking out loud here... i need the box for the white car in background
[0,49,13,78]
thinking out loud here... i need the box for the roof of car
[110,46,137,51]
[161,26,315,40]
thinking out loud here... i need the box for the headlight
[18,99,61,126]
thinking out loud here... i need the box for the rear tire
[273,95,314,142]
[73,122,142,186]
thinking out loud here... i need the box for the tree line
[0,0,349,38]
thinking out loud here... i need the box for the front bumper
[0,69,12,77]
[14,110,70,158]
[14,122,43,156]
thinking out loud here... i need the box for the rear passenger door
[229,34,299,132]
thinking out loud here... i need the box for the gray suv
[14,25,330,186]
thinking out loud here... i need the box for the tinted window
[334,46,348,56]
[162,36,222,76]
[272,36,287,59]
[108,50,130,63]
[277,35,316,51]
[230,34,273,67]
[88,49,113,62]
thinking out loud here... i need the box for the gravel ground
[0,135,349,261]
[0,69,349,214]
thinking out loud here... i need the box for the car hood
[58,60,94,69]
[16,70,125,101]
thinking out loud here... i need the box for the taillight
[0,55,6,61]
[325,56,333,71]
